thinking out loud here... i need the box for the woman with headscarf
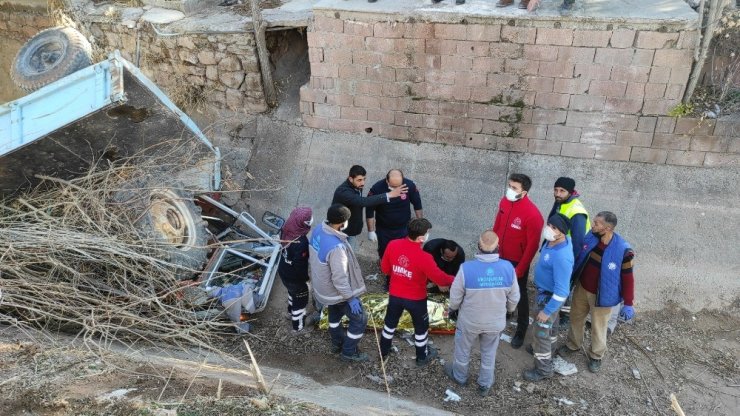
[278,206,316,332]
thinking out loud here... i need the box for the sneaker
[511,332,525,349]
[477,384,491,397]
[444,362,467,386]
[416,346,438,367]
[341,351,369,363]
[557,345,578,357]
[588,357,602,373]
[523,368,551,381]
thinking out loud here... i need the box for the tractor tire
[116,184,209,280]
[11,26,93,92]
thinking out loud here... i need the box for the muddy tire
[11,27,93,92]
[116,185,209,280]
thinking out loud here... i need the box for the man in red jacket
[379,218,454,366]
[493,173,544,349]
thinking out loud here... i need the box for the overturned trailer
[0,30,280,326]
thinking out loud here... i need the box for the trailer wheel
[11,26,93,92]
[115,185,209,280]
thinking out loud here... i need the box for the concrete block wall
[300,12,739,167]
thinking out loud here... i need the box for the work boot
[416,346,438,367]
[588,357,602,373]
[557,345,577,357]
[477,384,491,397]
[444,362,467,386]
[518,0,529,8]
[305,311,321,327]
[511,331,525,349]
[523,368,552,382]
[331,342,343,354]
[496,0,514,6]
[341,351,369,363]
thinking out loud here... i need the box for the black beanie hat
[554,177,576,193]
[548,213,571,235]
[327,204,351,225]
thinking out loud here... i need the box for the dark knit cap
[548,213,571,235]
[327,203,351,225]
[554,177,576,193]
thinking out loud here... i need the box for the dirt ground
[240,256,740,415]
[1,256,739,415]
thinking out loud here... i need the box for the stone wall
[83,20,267,114]
[0,4,52,102]
[300,11,739,168]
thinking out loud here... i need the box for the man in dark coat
[332,165,407,251]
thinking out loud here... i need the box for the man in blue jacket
[524,214,574,382]
[560,211,636,373]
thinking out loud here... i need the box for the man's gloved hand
[368,231,378,242]
[619,305,635,321]
[506,311,514,321]
[448,309,458,321]
[348,297,363,315]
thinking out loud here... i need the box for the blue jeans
[327,301,368,356]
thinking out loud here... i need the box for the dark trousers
[377,227,408,288]
[508,260,531,336]
[380,295,430,360]
[327,301,368,356]
[279,272,309,331]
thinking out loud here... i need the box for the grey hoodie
[308,222,367,306]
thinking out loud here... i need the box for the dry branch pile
[0,160,231,356]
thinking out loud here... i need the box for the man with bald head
[445,230,520,397]
[366,169,423,290]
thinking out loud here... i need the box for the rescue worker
[559,211,636,373]
[492,173,544,349]
[277,206,317,333]
[445,230,519,396]
[423,238,466,276]
[308,204,369,362]
[523,214,574,381]
[548,177,589,324]
[331,165,407,251]
[366,169,423,290]
[379,218,453,366]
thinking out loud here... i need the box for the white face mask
[542,226,557,242]
[505,187,521,202]
[304,216,314,226]
[340,220,349,231]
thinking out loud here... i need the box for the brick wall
[300,12,739,167]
